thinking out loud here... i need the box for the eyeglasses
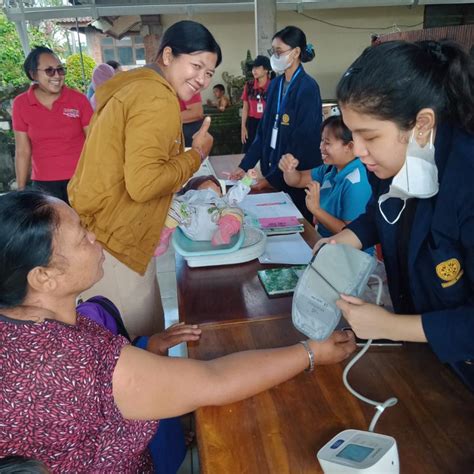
[267,48,292,59]
[36,66,67,77]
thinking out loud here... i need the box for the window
[100,34,146,66]
[118,47,133,65]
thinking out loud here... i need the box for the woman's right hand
[192,116,213,160]
[241,126,248,144]
[229,167,246,180]
[279,153,299,173]
[309,330,356,366]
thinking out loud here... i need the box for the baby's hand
[279,154,299,173]
[247,169,258,180]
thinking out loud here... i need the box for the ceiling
[3,0,472,22]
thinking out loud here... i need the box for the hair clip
[306,43,314,53]
[343,66,361,77]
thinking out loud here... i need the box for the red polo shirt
[179,92,202,112]
[12,85,93,181]
[241,78,271,119]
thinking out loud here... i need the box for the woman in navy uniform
[321,40,474,391]
[230,26,322,220]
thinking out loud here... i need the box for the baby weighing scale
[173,226,266,267]
[317,429,399,474]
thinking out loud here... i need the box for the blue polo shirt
[311,158,372,238]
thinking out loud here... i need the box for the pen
[256,201,287,207]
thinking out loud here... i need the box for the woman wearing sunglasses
[12,46,93,203]
[230,26,323,220]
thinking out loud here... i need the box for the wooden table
[176,220,317,326]
[187,318,474,474]
[178,154,474,473]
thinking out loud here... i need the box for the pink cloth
[91,64,115,110]
[154,226,175,257]
[0,313,157,472]
[92,63,115,89]
[212,214,241,246]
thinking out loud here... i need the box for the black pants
[32,180,70,204]
[243,117,261,153]
[183,119,204,147]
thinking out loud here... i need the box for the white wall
[162,5,424,101]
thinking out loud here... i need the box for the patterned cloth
[0,313,158,472]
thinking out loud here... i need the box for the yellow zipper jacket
[68,67,200,274]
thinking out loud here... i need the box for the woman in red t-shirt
[12,46,93,203]
[241,55,272,152]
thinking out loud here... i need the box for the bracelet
[299,340,315,373]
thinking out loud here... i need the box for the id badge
[270,126,278,149]
[257,102,263,113]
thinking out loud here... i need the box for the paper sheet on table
[259,233,313,265]
[240,192,303,219]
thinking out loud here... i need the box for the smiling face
[159,48,217,101]
[32,53,65,96]
[320,126,354,170]
[49,201,105,295]
[340,105,410,179]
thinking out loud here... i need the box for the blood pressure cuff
[292,243,377,341]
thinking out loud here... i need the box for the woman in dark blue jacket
[320,40,474,391]
[230,26,322,220]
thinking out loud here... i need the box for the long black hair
[23,45,56,81]
[273,26,315,63]
[157,20,222,67]
[0,191,58,308]
[337,40,474,134]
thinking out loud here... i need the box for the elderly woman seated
[0,191,355,471]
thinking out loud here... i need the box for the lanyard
[274,66,302,125]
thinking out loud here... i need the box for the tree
[0,12,62,89]
[65,53,95,93]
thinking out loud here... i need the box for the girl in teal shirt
[279,115,372,239]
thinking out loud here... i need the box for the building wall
[161,5,424,101]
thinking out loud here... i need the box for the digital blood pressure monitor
[317,429,399,474]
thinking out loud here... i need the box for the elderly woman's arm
[113,330,356,420]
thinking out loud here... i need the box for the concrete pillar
[141,15,163,63]
[254,0,276,56]
[14,21,30,57]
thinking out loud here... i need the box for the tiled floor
[155,247,198,473]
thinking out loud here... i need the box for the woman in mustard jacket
[68,21,219,336]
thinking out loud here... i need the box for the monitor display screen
[336,443,374,463]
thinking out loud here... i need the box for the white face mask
[270,51,294,74]
[378,128,438,225]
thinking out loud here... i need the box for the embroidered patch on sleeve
[436,258,464,288]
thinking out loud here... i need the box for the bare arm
[313,208,349,235]
[313,228,363,253]
[241,101,249,144]
[14,131,32,190]
[279,154,313,188]
[284,169,312,188]
[181,103,204,124]
[113,331,355,420]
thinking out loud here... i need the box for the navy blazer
[239,66,323,219]
[348,122,474,390]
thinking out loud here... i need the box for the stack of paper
[240,192,303,219]
[258,216,304,235]
[258,233,313,265]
